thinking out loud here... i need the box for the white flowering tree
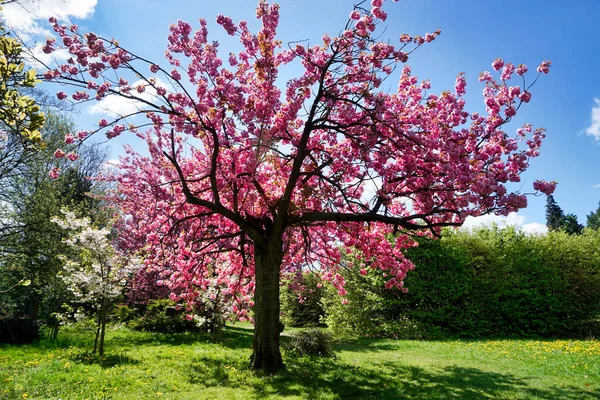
[52,210,139,355]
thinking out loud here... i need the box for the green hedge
[324,227,600,338]
[0,316,40,344]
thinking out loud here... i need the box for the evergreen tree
[545,195,565,231]
[587,202,600,230]
[562,213,584,235]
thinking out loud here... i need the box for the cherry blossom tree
[41,0,554,371]
[52,210,139,355]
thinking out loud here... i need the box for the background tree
[545,195,565,231]
[0,112,107,325]
[0,1,45,147]
[44,0,553,371]
[52,210,139,355]
[587,202,600,230]
[563,213,584,235]
[545,195,584,235]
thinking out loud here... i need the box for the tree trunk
[93,311,101,353]
[98,297,109,356]
[250,244,284,373]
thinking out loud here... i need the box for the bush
[323,227,600,339]
[111,304,138,324]
[286,329,335,357]
[0,316,40,344]
[281,272,325,328]
[128,299,200,333]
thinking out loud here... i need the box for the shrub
[286,329,335,357]
[111,304,138,324]
[128,299,200,333]
[0,316,40,344]
[281,272,325,328]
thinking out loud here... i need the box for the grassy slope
[1,324,599,399]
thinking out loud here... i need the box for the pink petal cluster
[533,180,557,195]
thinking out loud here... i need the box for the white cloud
[89,78,171,118]
[100,159,121,173]
[521,222,548,235]
[1,0,97,38]
[461,212,547,235]
[586,98,600,141]
[593,184,600,189]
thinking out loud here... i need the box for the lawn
[1,324,599,399]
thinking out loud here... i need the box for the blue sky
[4,0,600,232]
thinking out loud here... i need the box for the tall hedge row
[324,227,600,338]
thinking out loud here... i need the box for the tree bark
[98,297,108,356]
[250,243,284,373]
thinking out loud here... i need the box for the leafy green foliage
[545,196,584,235]
[546,195,565,231]
[587,202,600,230]
[563,213,584,235]
[127,299,200,333]
[0,113,107,325]
[0,21,45,147]
[280,272,325,328]
[325,227,600,338]
[286,329,335,357]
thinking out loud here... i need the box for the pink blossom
[98,118,109,127]
[537,60,551,74]
[533,180,557,195]
[67,152,79,162]
[64,133,74,144]
[216,14,237,35]
[501,62,514,81]
[76,130,88,140]
[106,125,125,139]
[516,64,528,76]
[519,91,532,103]
[492,58,504,71]
[505,106,516,117]
[48,167,60,179]
[150,64,160,73]
[42,38,55,54]
[56,91,68,100]
[54,148,65,158]
[171,69,182,81]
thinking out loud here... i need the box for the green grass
[1,324,599,399]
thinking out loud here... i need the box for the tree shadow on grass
[334,337,407,353]
[108,331,213,347]
[188,354,600,400]
[104,325,254,350]
[70,349,139,368]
